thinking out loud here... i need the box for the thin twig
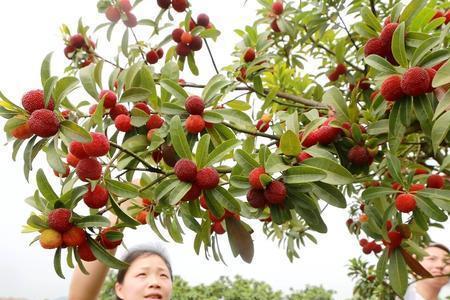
[130,28,148,64]
[204,38,219,74]
[109,141,165,174]
[223,122,279,140]
[336,11,359,51]
[94,53,124,70]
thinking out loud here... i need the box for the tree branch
[223,122,279,140]
[109,141,165,174]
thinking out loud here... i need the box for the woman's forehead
[129,254,170,270]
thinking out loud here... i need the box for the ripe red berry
[196,167,220,190]
[64,45,76,59]
[185,95,205,115]
[427,174,445,189]
[401,67,430,96]
[409,184,425,192]
[83,185,109,208]
[70,34,85,49]
[359,238,368,247]
[316,125,341,145]
[264,180,287,205]
[181,32,193,45]
[156,48,164,59]
[100,227,122,249]
[301,130,319,147]
[115,114,132,132]
[271,19,281,32]
[174,159,197,182]
[172,0,188,12]
[119,0,132,12]
[76,158,102,182]
[256,119,269,132]
[11,123,33,140]
[182,183,202,201]
[146,50,159,64]
[157,0,171,9]
[431,10,444,21]
[22,89,54,113]
[335,63,347,75]
[98,90,117,109]
[348,145,372,167]
[387,231,403,249]
[272,1,284,15]
[62,226,86,247]
[172,28,184,43]
[364,38,386,57]
[246,188,267,208]
[48,208,72,233]
[133,102,151,115]
[39,229,63,249]
[105,6,121,22]
[146,114,164,130]
[327,70,339,82]
[380,23,398,48]
[296,151,312,162]
[83,132,110,157]
[28,109,60,137]
[136,211,148,224]
[77,242,96,261]
[109,104,129,120]
[189,36,203,51]
[249,166,266,190]
[395,193,416,213]
[176,42,191,57]
[53,164,70,178]
[161,144,179,167]
[244,48,256,63]
[211,222,225,234]
[123,12,137,27]
[67,153,80,168]
[197,13,210,27]
[69,141,89,159]
[381,75,404,101]
[425,68,436,93]
[185,115,205,133]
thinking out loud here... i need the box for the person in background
[404,243,450,300]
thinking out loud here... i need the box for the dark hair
[115,245,173,300]
[427,243,450,254]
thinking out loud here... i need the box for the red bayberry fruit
[146,50,159,64]
[83,185,109,209]
[115,114,132,132]
[67,153,80,168]
[189,35,203,51]
[271,19,281,32]
[301,130,319,147]
[172,0,188,12]
[11,123,33,139]
[62,226,86,247]
[100,227,122,249]
[39,229,63,249]
[427,174,445,189]
[174,159,197,182]
[48,208,72,233]
[387,231,403,249]
[395,193,416,213]
[136,211,148,224]
[359,239,368,247]
[123,12,137,27]
[70,34,85,49]
[181,32,193,45]
[28,109,60,137]
[364,38,387,57]
[83,132,110,157]
[98,90,117,109]
[76,158,102,182]
[185,95,205,115]
[157,0,171,9]
[156,48,164,58]
[53,164,70,178]
[119,0,132,12]
[22,89,55,113]
[264,180,287,204]
[249,166,266,190]
[246,188,267,208]
[176,42,191,57]
[182,183,202,201]
[401,67,430,96]
[185,115,205,133]
[348,145,371,166]
[256,119,269,132]
[211,222,225,234]
[106,6,121,22]
[64,45,76,59]
[77,242,96,261]
[69,141,89,159]
[172,28,184,43]
[196,167,220,190]
[316,125,341,145]
[272,1,284,15]
[197,13,210,27]
[244,48,256,63]
[146,114,164,130]
[425,68,436,93]
[381,75,405,101]
[109,104,129,120]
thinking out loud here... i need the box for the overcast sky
[0,1,448,299]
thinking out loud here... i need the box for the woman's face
[421,246,450,288]
[115,254,173,300]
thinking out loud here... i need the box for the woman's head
[420,243,450,288]
[115,245,173,300]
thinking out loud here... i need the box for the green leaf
[202,75,230,102]
[161,103,186,115]
[311,182,346,208]
[364,55,396,73]
[60,120,92,143]
[195,134,210,169]
[391,22,408,67]
[234,149,259,172]
[159,79,188,102]
[168,182,191,205]
[417,188,450,201]
[388,101,405,153]
[187,52,199,76]
[205,187,241,213]
[362,186,397,201]
[36,169,59,204]
[53,247,65,279]
[139,66,158,110]
[431,111,450,154]
[361,7,382,32]
[411,37,440,67]
[214,109,253,127]
[53,77,79,107]
[203,191,225,219]
[226,100,251,111]
[386,153,404,186]
[413,95,433,136]
[205,139,240,166]
[225,217,254,263]
[433,60,450,87]
[433,89,450,121]
[87,237,129,269]
[79,64,98,99]
[389,248,408,296]
[169,116,192,159]
[265,154,290,174]
[280,130,301,156]
[43,76,58,109]
[121,134,148,152]
[399,0,427,25]
[46,139,67,174]
[376,249,389,282]
[109,195,141,227]
[105,179,139,198]
[121,28,129,57]
[120,87,152,103]
[415,194,448,222]
[75,215,111,227]
[155,179,178,201]
[303,157,353,185]
[322,87,349,122]
[202,111,224,123]
[283,166,327,184]
[40,52,53,87]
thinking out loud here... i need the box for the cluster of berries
[269,1,284,32]
[145,48,164,64]
[64,33,96,68]
[184,95,210,134]
[327,63,347,82]
[104,0,137,27]
[246,166,287,208]
[364,21,399,64]
[359,238,383,254]
[171,16,207,57]
[157,0,188,12]
[198,195,240,235]
[174,159,220,201]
